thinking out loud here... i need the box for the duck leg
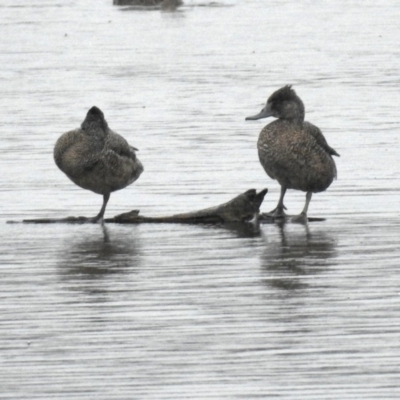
[291,191,312,223]
[90,193,110,224]
[266,186,287,218]
[301,191,312,215]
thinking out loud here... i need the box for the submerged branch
[15,189,269,225]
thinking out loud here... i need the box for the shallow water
[1,0,400,398]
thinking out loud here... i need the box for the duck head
[81,106,109,132]
[246,85,305,124]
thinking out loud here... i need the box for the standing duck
[246,85,339,221]
[54,106,144,223]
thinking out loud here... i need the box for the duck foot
[263,205,287,219]
[259,212,286,223]
[290,212,308,224]
[76,213,107,224]
[259,213,326,224]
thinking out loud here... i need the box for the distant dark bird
[246,85,339,221]
[113,0,162,5]
[113,0,183,8]
[161,0,183,10]
[54,106,143,223]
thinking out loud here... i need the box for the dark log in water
[109,188,268,224]
[11,189,324,225]
[15,189,269,225]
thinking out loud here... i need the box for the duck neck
[286,115,304,127]
[282,98,305,127]
[81,119,109,138]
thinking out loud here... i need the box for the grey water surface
[1,0,400,398]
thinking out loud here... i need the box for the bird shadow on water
[56,225,141,298]
[260,221,338,292]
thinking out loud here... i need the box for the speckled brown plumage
[54,106,143,222]
[246,85,339,219]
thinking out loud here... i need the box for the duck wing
[106,129,139,161]
[54,128,103,176]
[303,122,340,157]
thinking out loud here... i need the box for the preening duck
[54,106,143,223]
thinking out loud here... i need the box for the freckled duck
[113,0,182,7]
[113,0,161,5]
[54,106,144,223]
[246,85,339,221]
[161,0,183,10]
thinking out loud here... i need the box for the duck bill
[245,104,273,120]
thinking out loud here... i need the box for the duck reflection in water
[57,226,140,297]
[261,222,337,292]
